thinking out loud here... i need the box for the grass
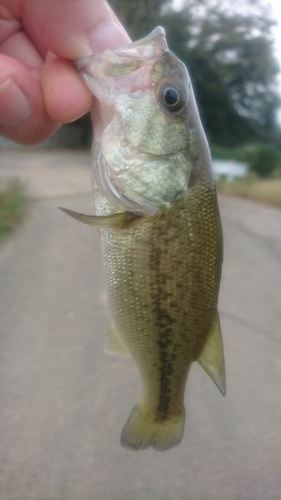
[0,178,27,243]
[217,174,281,208]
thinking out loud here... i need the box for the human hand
[0,0,130,144]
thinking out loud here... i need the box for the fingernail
[88,22,131,54]
[0,78,31,127]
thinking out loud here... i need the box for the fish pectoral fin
[104,323,131,357]
[196,312,226,396]
[58,207,143,230]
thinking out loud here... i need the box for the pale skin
[0,0,131,144]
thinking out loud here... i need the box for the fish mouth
[76,26,166,71]
[112,26,166,54]
[75,27,168,100]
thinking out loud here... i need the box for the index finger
[23,0,131,60]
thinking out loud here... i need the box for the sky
[269,0,281,122]
[270,0,281,69]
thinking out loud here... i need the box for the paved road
[1,150,281,500]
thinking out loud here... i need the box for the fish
[59,27,225,451]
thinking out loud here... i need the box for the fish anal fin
[121,403,185,451]
[196,312,226,396]
[58,207,143,230]
[105,323,131,357]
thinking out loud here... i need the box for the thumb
[23,0,131,60]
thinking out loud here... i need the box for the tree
[109,0,280,146]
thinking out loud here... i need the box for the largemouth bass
[60,27,225,451]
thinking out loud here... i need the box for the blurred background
[1,1,281,499]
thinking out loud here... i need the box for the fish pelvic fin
[104,323,131,357]
[121,404,185,451]
[58,207,143,230]
[196,311,226,396]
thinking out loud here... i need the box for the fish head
[77,27,213,215]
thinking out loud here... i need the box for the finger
[41,56,94,123]
[23,0,131,60]
[0,31,44,79]
[0,5,21,44]
[0,54,59,144]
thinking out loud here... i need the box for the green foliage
[109,0,280,147]
[184,0,280,146]
[217,175,281,207]
[211,145,250,162]
[248,144,281,177]
[212,143,281,177]
[0,178,27,242]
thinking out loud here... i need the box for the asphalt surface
[0,150,281,500]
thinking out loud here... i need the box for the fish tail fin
[120,403,185,451]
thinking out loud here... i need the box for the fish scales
[102,181,222,419]
[60,27,225,451]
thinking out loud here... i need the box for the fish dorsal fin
[196,312,226,396]
[58,207,143,230]
[104,323,131,357]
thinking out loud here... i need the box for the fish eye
[159,82,186,115]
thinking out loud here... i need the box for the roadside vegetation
[0,178,27,243]
[217,175,281,208]
[213,143,281,208]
